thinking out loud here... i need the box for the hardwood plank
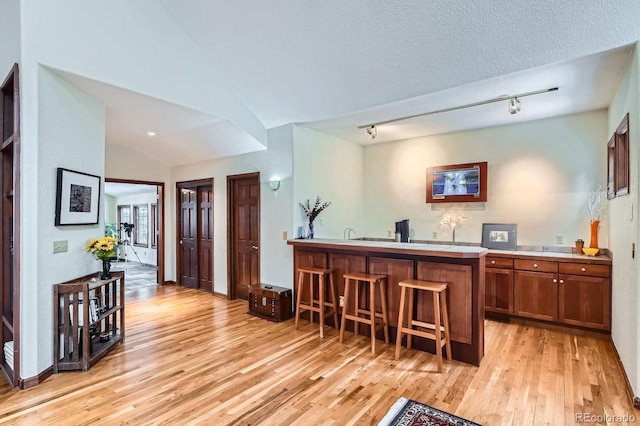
[0,285,637,425]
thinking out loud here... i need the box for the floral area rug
[378,397,482,426]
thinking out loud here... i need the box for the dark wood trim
[609,335,639,408]
[226,172,261,300]
[1,63,20,387]
[106,178,165,286]
[19,366,53,390]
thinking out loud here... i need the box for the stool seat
[339,272,389,354]
[294,267,338,338]
[395,278,448,293]
[395,278,452,373]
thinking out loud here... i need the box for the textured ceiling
[161,0,640,130]
[57,1,640,165]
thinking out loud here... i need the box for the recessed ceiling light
[146,131,156,137]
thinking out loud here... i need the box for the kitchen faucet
[343,227,355,240]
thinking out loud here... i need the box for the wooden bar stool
[294,266,339,338]
[394,278,452,373]
[339,272,389,354]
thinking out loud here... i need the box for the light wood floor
[0,285,637,425]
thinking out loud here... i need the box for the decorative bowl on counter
[582,247,599,256]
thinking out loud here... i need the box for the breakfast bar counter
[287,238,488,365]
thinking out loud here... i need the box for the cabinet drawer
[558,263,610,278]
[486,257,513,269]
[514,259,558,273]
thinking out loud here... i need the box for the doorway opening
[105,178,165,288]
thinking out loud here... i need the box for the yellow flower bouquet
[86,236,118,260]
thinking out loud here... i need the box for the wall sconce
[268,180,280,191]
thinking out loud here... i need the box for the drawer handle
[491,260,496,265]
[559,279,564,284]
[581,267,586,272]
[553,279,557,283]
[533,263,538,268]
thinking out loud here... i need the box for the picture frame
[55,168,101,226]
[426,161,488,203]
[481,223,517,250]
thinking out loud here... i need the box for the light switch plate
[555,235,564,245]
[53,240,68,253]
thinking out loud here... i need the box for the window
[607,113,629,199]
[151,203,158,249]
[133,204,148,247]
[117,205,131,242]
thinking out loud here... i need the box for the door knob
[252,245,259,250]
[179,240,183,245]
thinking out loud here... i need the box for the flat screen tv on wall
[426,161,488,203]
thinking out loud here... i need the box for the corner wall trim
[20,366,53,389]
[610,336,639,407]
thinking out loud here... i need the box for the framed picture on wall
[481,223,517,250]
[55,168,101,226]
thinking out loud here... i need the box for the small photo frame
[55,168,101,226]
[482,223,517,250]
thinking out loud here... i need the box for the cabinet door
[514,271,558,322]
[485,268,514,314]
[559,274,611,331]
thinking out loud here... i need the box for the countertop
[287,238,488,259]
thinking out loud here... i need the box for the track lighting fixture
[508,97,521,114]
[358,87,558,137]
[366,125,377,139]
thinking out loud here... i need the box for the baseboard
[212,291,228,299]
[609,336,639,407]
[19,366,53,389]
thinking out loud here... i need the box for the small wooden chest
[248,283,293,322]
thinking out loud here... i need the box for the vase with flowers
[587,186,606,250]
[439,210,467,243]
[299,196,331,239]
[86,236,118,279]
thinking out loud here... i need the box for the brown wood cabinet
[485,253,611,331]
[53,271,125,373]
[514,270,558,322]
[485,256,514,314]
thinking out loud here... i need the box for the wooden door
[228,173,260,300]
[178,187,197,289]
[198,187,213,292]
[177,180,213,292]
[513,271,558,322]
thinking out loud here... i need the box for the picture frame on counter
[481,223,517,250]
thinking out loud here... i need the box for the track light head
[508,97,521,114]
[366,125,377,139]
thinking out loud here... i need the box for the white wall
[171,125,294,291]
[112,192,158,266]
[19,66,106,378]
[608,43,640,397]
[363,110,608,247]
[0,0,19,74]
[104,194,117,224]
[293,126,364,239]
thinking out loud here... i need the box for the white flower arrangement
[587,186,606,222]
[439,210,467,242]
